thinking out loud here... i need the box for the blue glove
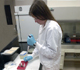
[27,34,36,46]
[23,56,33,62]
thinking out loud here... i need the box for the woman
[24,0,62,70]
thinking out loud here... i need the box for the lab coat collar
[43,20,50,29]
[39,20,50,34]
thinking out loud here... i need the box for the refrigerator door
[14,5,31,14]
[17,15,39,42]
[15,14,22,42]
[14,5,39,42]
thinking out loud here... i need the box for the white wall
[15,0,47,6]
[0,0,17,51]
[47,0,80,7]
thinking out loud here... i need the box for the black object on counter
[63,33,71,43]
[0,53,4,69]
[2,47,19,64]
[0,37,20,67]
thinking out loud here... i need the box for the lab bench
[3,54,40,70]
[2,36,80,70]
[60,44,80,70]
[0,36,40,70]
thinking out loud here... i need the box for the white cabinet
[60,50,65,70]
[51,7,80,21]
[60,45,80,70]
[47,1,80,7]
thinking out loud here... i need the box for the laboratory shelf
[64,58,80,61]
[60,45,80,70]
[62,42,80,44]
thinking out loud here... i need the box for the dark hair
[29,0,56,20]
[29,0,63,32]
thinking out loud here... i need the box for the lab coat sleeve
[31,46,39,58]
[36,26,62,59]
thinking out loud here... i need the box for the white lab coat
[32,20,62,70]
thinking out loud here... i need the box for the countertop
[3,54,40,70]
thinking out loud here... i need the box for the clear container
[20,51,28,59]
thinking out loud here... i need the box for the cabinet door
[51,7,80,21]
[60,50,65,70]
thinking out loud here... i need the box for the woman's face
[32,16,47,26]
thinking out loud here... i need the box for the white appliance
[50,7,80,21]
[14,5,39,42]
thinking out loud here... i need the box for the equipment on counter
[26,34,36,54]
[27,34,36,46]
[63,33,71,43]
[70,34,80,43]
[17,61,28,70]
[63,33,80,43]
[1,47,19,67]
[20,51,28,59]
